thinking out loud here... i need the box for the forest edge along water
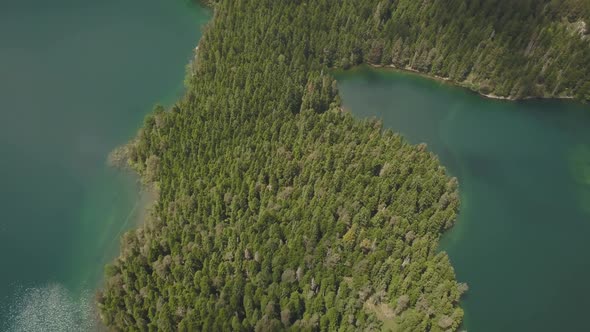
[366,63,577,102]
[2,0,589,331]
[98,2,589,331]
[335,65,590,332]
[0,0,210,330]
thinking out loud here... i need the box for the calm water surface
[337,66,590,332]
[0,0,209,330]
[3,2,588,330]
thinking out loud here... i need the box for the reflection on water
[5,284,96,332]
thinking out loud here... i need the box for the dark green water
[336,66,590,332]
[0,0,209,330]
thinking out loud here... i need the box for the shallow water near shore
[336,66,590,332]
[0,0,209,329]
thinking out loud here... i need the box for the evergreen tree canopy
[99,0,589,331]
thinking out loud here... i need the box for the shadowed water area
[0,0,209,329]
[336,66,590,332]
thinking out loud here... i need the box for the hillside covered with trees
[331,0,590,100]
[98,0,588,331]
[200,0,590,101]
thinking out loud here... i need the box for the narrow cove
[336,65,590,332]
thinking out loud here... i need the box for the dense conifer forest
[334,0,590,100]
[201,0,590,100]
[98,1,589,331]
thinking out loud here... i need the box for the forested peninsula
[98,1,588,331]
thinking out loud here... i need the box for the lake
[0,0,209,330]
[336,66,590,332]
[3,2,589,331]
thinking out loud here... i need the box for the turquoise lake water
[337,66,590,332]
[0,1,209,330]
[3,2,590,331]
